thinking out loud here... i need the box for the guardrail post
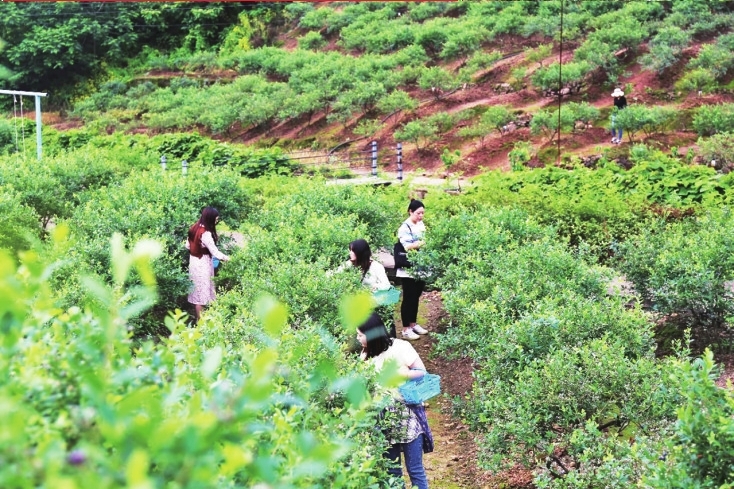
[182,159,188,176]
[397,143,403,181]
[371,141,378,177]
[160,155,167,170]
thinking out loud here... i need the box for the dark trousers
[401,278,425,327]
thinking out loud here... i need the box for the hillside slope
[51,1,734,176]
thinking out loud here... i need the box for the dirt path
[394,290,532,488]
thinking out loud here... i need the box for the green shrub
[614,105,678,141]
[476,339,674,474]
[0,184,40,253]
[298,31,327,51]
[0,237,390,488]
[56,167,256,333]
[675,67,717,94]
[697,132,734,170]
[643,350,734,489]
[618,210,734,332]
[693,103,734,136]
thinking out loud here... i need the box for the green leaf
[201,346,223,379]
[125,449,153,489]
[253,294,289,337]
[338,291,374,332]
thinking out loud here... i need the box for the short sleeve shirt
[397,219,425,278]
[369,339,424,444]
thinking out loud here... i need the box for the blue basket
[398,373,441,405]
[373,287,401,306]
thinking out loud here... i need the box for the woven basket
[398,373,441,405]
[373,287,401,306]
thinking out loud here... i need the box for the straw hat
[611,88,625,97]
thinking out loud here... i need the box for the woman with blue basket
[357,312,434,489]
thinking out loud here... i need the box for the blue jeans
[385,434,429,489]
[611,115,622,140]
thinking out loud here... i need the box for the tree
[376,90,418,119]
[0,2,246,107]
[482,106,515,135]
[525,43,552,68]
[418,66,462,98]
[394,119,439,150]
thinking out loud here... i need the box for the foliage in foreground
[0,230,393,488]
[643,349,734,489]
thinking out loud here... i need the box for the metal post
[371,141,378,177]
[182,159,188,176]
[397,143,403,181]
[160,155,167,170]
[35,95,42,160]
[0,90,47,161]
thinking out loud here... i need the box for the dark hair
[189,206,220,243]
[358,312,392,359]
[408,199,424,214]
[350,239,372,276]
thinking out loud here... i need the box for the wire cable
[557,0,564,166]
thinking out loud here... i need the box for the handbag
[398,369,441,405]
[393,241,412,269]
[393,222,414,269]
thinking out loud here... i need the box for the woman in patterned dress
[186,207,230,323]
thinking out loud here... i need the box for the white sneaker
[412,324,428,335]
[611,138,618,144]
[402,329,420,340]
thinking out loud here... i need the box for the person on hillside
[611,87,627,144]
[186,206,230,323]
[357,312,433,489]
[397,199,428,340]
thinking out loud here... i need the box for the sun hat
[611,88,625,97]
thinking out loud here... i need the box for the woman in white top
[397,199,428,340]
[347,239,391,292]
[357,312,433,489]
[340,239,396,337]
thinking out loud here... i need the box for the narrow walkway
[394,291,529,488]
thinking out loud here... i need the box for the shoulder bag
[393,223,413,269]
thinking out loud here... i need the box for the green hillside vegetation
[3,1,734,488]
[1,1,731,168]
